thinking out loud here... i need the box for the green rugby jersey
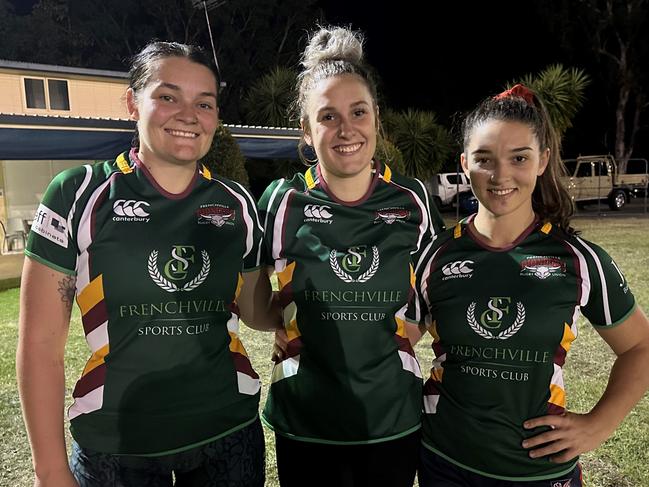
[411,217,636,480]
[25,149,263,455]
[258,161,445,444]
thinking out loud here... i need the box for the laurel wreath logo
[329,246,380,283]
[148,250,210,292]
[466,301,526,340]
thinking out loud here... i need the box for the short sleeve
[25,166,87,275]
[237,183,266,272]
[577,237,636,328]
[257,178,286,267]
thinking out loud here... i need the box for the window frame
[22,76,71,112]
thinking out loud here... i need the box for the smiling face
[302,73,377,181]
[461,119,549,223]
[126,56,219,168]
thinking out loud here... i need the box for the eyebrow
[317,100,370,113]
[470,146,533,155]
[157,82,217,99]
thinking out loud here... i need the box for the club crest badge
[197,206,236,227]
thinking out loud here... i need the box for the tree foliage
[539,0,649,167]
[381,109,455,180]
[374,137,405,175]
[243,66,298,127]
[514,64,590,138]
[202,124,250,187]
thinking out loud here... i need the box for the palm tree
[243,66,298,128]
[515,64,590,138]
[382,109,455,180]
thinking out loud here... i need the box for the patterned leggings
[70,419,265,487]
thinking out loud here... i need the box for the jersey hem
[421,441,578,481]
[108,414,259,457]
[261,414,421,445]
[24,250,76,276]
[591,301,637,329]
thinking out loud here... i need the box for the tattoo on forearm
[57,275,77,312]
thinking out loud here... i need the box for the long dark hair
[462,86,576,233]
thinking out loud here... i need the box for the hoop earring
[301,145,318,164]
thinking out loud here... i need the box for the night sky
[7,0,646,159]
[318,0,643,159]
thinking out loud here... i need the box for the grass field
[1,216,648,486]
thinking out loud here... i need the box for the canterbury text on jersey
[26,149,264,455]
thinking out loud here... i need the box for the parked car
[456,190,478,215]
[426,172,471,209]
[561,155,649,210]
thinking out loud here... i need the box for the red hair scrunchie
[493,83,535,105]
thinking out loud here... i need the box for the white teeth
[334,143,362,153]
[167,129,198,138]
[490,189,515,196]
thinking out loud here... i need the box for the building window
[24,78,46,109]
[23,77,70,111]
[48,79,70,110]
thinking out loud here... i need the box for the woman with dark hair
[17,41,278,486]
[409,84,649,486]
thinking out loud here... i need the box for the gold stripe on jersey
[395,316,409,339]
[81,343,110,376]
[277,261,296,291]
[454,222,462,239]
[228,332,248,356]
[560,323,576,353]
[77,275,104,315]
[200,164,212,180]
[305,167,316,189]
[382,163,393,183]
[116,152,133,174]
[541,222,552,234]
[549,383,566,409]
[235,273,244,299]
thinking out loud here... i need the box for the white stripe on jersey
[229,179,265,266]
[68,165,93,249]
[271,355,300,383]
[423,394,440,414]
[272,189,295,260]
[68,385,104,420]
[575,236,612,325]
[86,321,109,353]
[565,241,591,308]
[398,350,423,378]
[215,180,257,262]
[262,179,286,232]
[389,179,431,255]
[237,371,261,395]
[414,177,437,237]
[420,245,445,321]
[76,173,119,290]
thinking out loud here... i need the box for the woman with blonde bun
[259,26,445,487]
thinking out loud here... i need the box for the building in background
[0,60,299,251]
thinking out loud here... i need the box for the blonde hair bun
[302,26,364,71]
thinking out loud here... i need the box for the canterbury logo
[442,260,474,276]
[304,205,332,219]
[113,199,150,217]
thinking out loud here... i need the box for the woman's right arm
[16,257,79,486]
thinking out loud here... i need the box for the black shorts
[274,429,420,487]
[70,418,265,487]
[418,446,582,487]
